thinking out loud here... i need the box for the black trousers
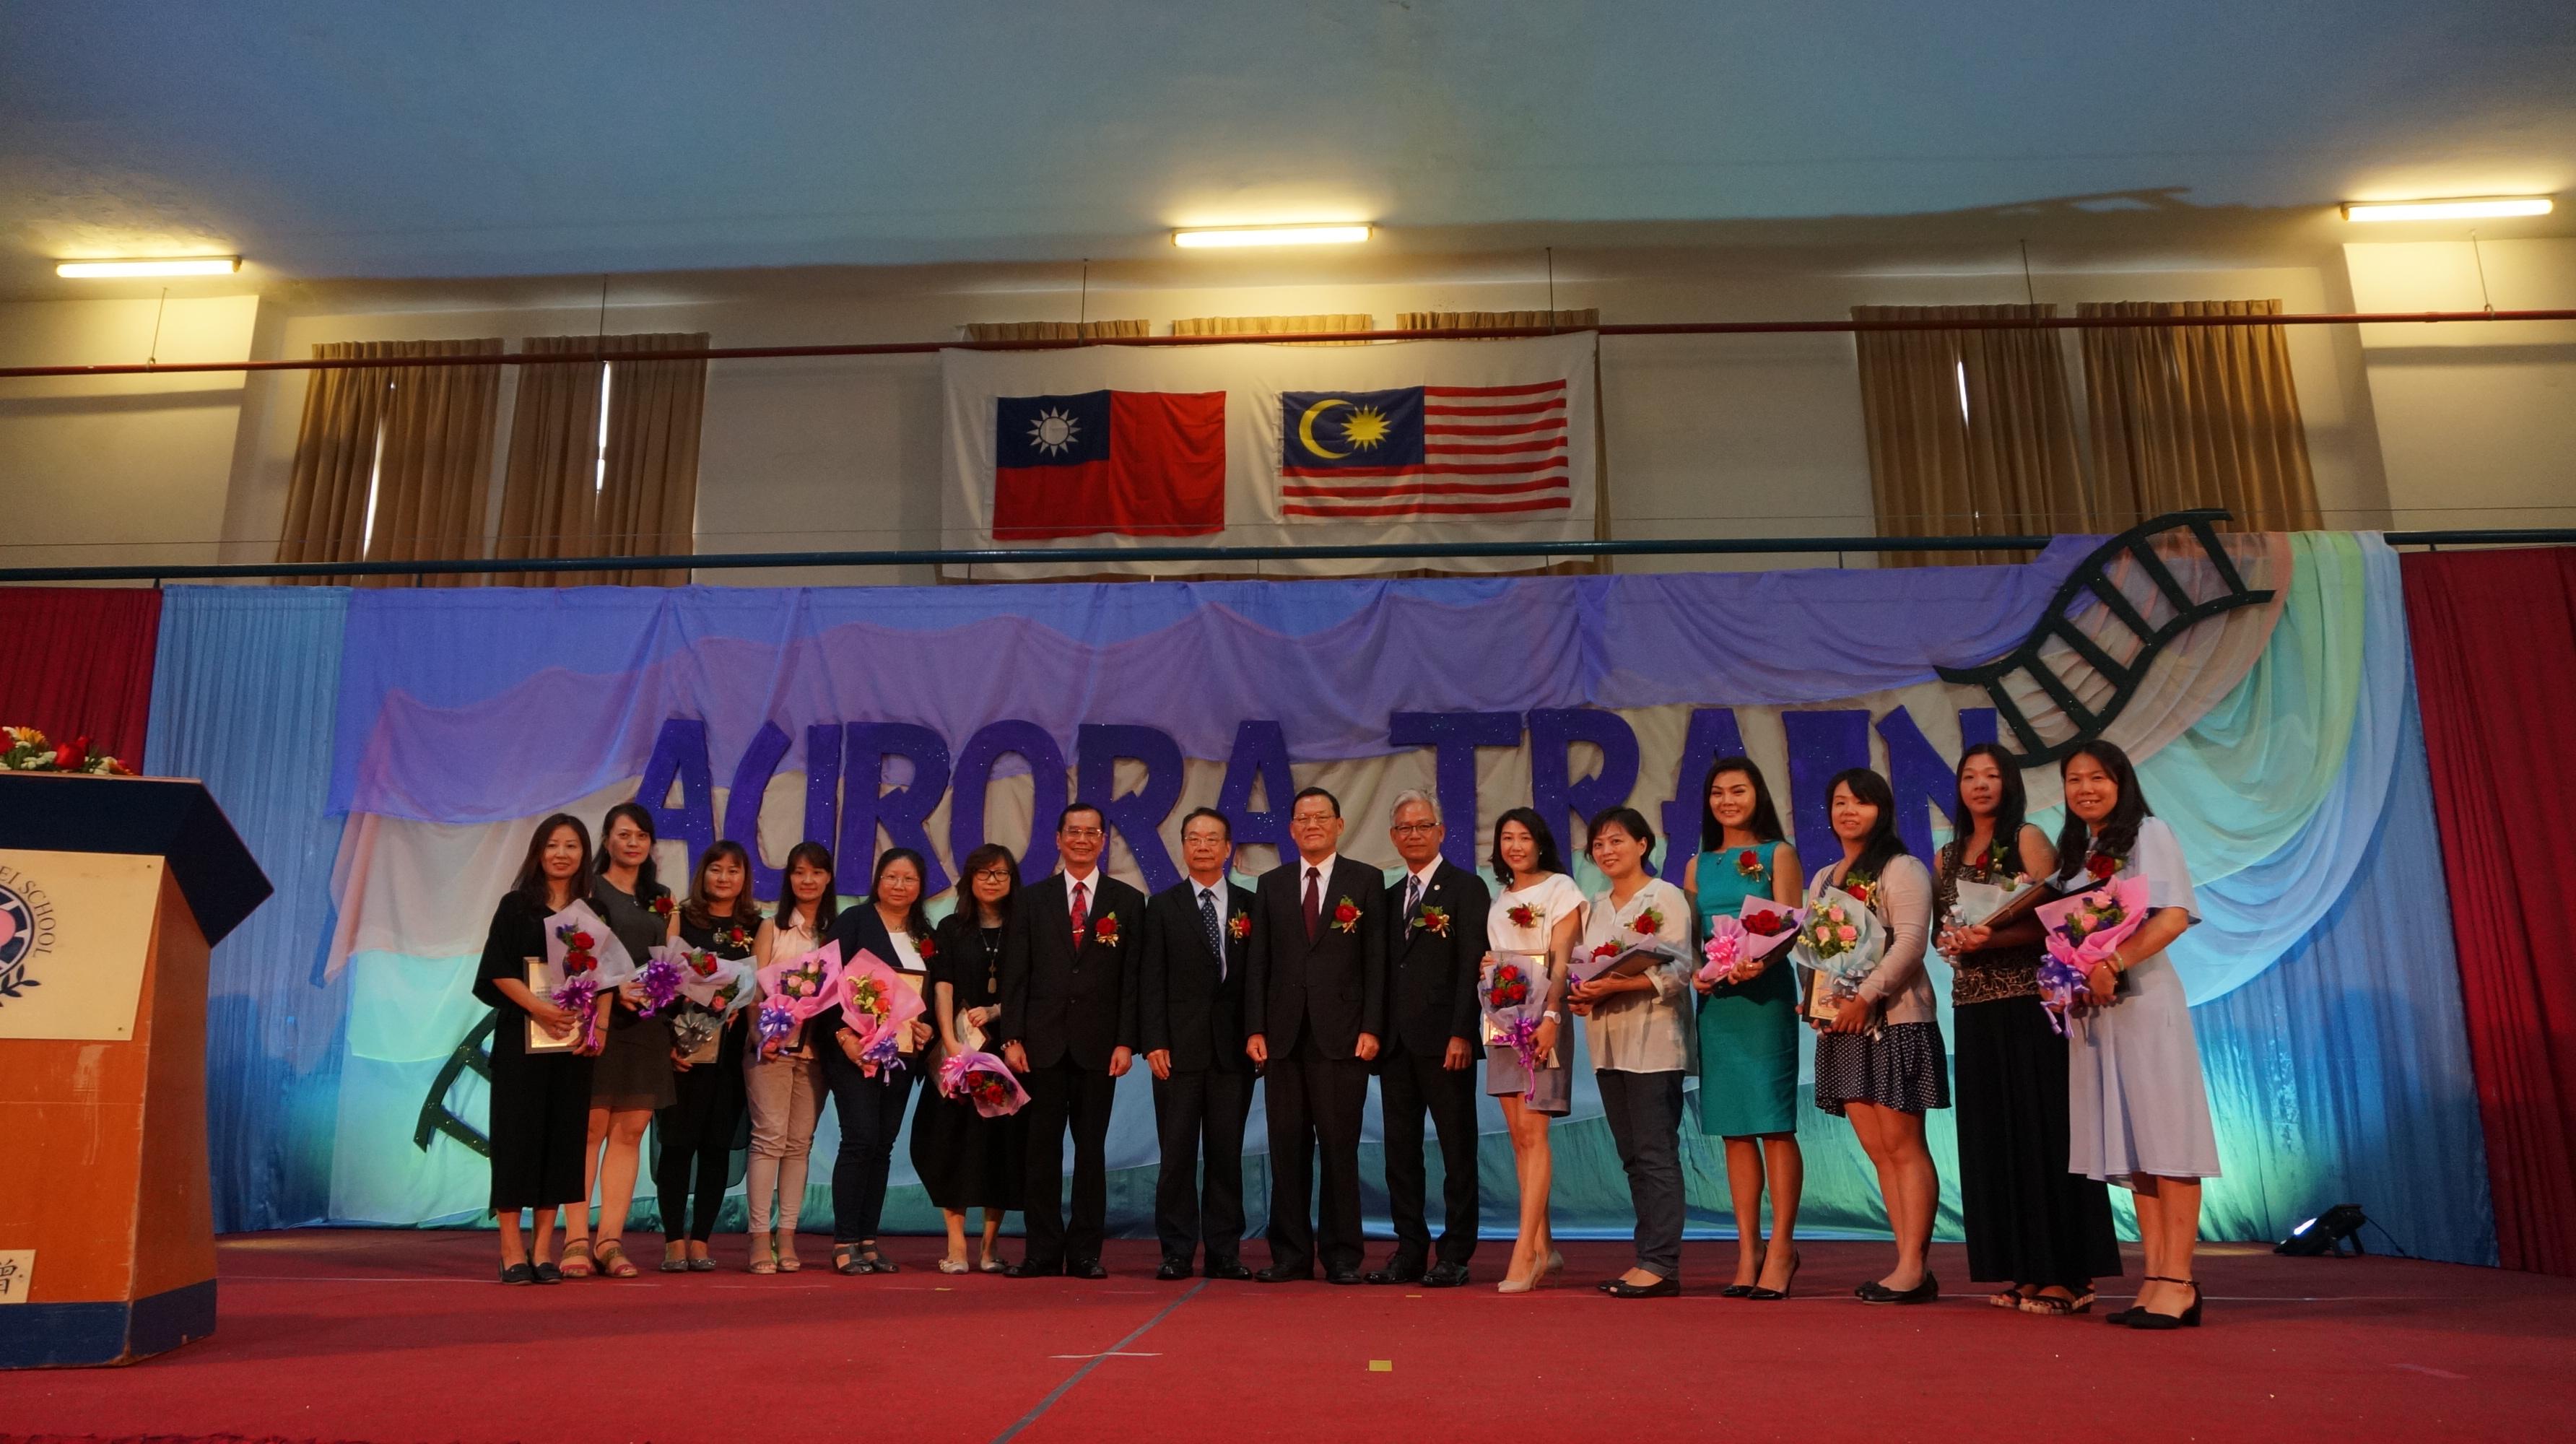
[1021,1056,1117,1265]
[1596,1069,1687,1279]
[1263,1031,1370,1276]
[1378,1043,1481,1267]
[822,1055,915,1244]
[1151,1065,1254,1266]
[653,1056,744,1242]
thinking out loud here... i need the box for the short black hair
[1056,801,1107,832]
[1586,805,1658,865]
[1289,786,1341,818]
[1180,806,1232,840]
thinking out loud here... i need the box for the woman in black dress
[1936,744,2120,1315]
[474,813,598,1284]
[575,801,677,1280]
[654,839,760,1273]
[817,847,939,1275]
[910,843,1025,1274]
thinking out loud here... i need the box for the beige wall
[4,241,2558,584]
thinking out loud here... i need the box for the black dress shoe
[1155,1260,1194,1282]
[1004,1258,1063,1279]
[1365,1258,1424,1286]
[1326,1266,1364,1286]
[1855,1271,1938,1305]
[1255,1264,1313,1284]
[1204,1258,1254,1282]
[532,1261,563,1284]
[499,1261,536,1285]
[1604,1275,1681,1299]
[1069,1259,1108,1280]
[1421,1261,1471,1288]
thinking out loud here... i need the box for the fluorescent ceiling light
[2341,198,2552,223]
[1173,225,1372,249]
[56,256,242,278]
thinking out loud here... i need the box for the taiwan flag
[992,389,1227,539]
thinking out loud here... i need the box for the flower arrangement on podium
[2032,877,2151,1034]
[4,726,132,775]
[838,949,928,1074]
[938,1050,1032,1118]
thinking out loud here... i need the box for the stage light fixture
[56,256,243,278]
[1172,225,1372,249]
[2276,1203,2371,1256]
[2341,197,2552,222]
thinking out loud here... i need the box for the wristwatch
[1541,1009,1562,1022]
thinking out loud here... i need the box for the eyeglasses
[1391,822,1438,836]
[1060,827,1105,840]
[972,868,1014,882]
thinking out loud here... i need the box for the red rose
[1229,913,1250,941]
[570,931,596,951]
[1735,848,1762,878]
[1507,903,1539,928]
[1591,940,1622,960]
[2086,853,2118,881]
[53,741,82,770]
[1091,915,1122,947]
[1845,880,1873,905]
[917,934,936,962]
[1744,909,1789,936]
[650,895,675,918]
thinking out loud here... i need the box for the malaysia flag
[1278,380,1570,518]
[991,389,1226,539]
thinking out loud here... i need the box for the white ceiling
[4,0,2572,297]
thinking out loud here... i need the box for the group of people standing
[475,737,2218,1328]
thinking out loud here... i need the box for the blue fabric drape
[2186,677,2497,1265]
[146,586,353,1232]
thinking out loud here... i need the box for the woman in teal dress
[1685,756,1805,1300]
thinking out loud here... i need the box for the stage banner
[939,332,1599,576]
[199,526,2492,1263]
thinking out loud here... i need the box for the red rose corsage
[1332,897,1362,934]
[649,894,675,918]
[2085,851,2121,882]
[916,934,936,962]
[1228,913,1250,941]
[1506,902,1539,929]
[1415,904,1452,937]
[1632,907,1664,936]
[1089,914,1122,947]
[1734,848,1763,879]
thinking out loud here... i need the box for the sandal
[595,1241,639,1279]
[938,1257,970,1275]
[748,1232,778,1276]
[980,1255,1005,1274]
[1990,1284,2038,1310]
[2019,1289,2095,1316]
[862,1250,898,1274]
[834,1244,869,1276]
[777,1233,804,1273]
[559,1239,595,1279]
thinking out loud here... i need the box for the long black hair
[870,846,935,942]
[1586,805,1658,872]
[1824,767,1907,882]
[512,813,591,905]
[1946,742,2029,874]
[2055,739,2153,870]
[596,800,663,899]
[777,840,839,936]
[1699,754,1787,852]
[682,838,764,931]
[1490,806,1567,888]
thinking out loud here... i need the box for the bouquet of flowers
[837,949,928,1074]
[1479,953,1550,1100]
[540,901,636,1051]
[633,943,693,1018]
[676,947,756,1017]
[937,1049,1031,1118]
[754,941,845,1051]
[1946,873,2043,931]
[1793,885,1885,1015]
[1570,905,1688,987]
[2032,877,2151,1033]
[1700,897,1807,986]
[3,726,133,776]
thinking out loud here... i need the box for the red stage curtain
[2403,547,2576,1274]
[0,586,164,770]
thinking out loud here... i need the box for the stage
[3,1232,2570,1443]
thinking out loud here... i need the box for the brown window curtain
[1170,314,1372,346]
[2078,300,2322,531]
[275,338,503,586]
[495,332,708,586]
[961,320,1149,341]
[1853,304,2089,566]
[1393,308,1600,333]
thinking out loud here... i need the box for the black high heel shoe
[1744,1250,1800,1300]
[2106,1274,2175,1326]
[2127,1277,2203,1330]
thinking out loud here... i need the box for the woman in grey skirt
[2050,741,2217,1331]
[573,801,679,1279]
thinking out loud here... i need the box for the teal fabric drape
[146,586,354,1232]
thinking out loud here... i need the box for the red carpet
[3,1230,2572,1443]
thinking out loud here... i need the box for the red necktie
[1069,879,1089,948]
[1303,866,1321,942]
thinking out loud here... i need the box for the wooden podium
[0,775,270,1368]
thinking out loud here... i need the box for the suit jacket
[1383,861,1492,1059]
[998,869,1145,1071]
[1245,855,1388,1059]
[1135,877,1256,1074]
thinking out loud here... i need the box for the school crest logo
[0,870,53,1004]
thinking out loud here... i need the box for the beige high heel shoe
[775,1230,804,1273]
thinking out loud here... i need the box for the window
[593,362,614,494]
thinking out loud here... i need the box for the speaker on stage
[0,775,271,1368]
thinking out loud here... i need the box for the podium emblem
[0,874,51,1005]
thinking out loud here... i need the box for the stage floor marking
[992,1278,1208,1444]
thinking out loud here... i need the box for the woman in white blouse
[745,842,835,1274]
[1568,806,1696,1299]
[1484,807,1584,1294]
[1808,768,1946,1306]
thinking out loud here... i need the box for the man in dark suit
[1370,787,1489,1287]
[1135,806,1258,1281]
[1245,786,1388,1284]
[998,801,1142,1279]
